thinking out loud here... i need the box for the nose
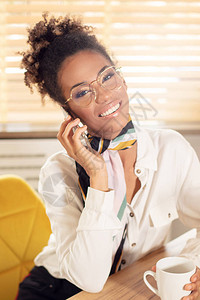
[93,82,112,104]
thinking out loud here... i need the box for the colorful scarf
[75,117,137,221]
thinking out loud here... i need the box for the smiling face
[58,50,130,139]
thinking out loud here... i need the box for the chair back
[0,175,51,300]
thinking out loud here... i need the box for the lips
[99,101,121,117]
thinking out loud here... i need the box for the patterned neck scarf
[75,116,136,221]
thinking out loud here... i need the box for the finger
[185,281,200,291]
[57,115,72,139]
[60,118,80,143]
[182,290,198,300]
[64,114,72,121]
[57,118,80,157]
[191,267,200,282]
[71,126,89,158]
[151,265,156,272]
[184,282,196,291]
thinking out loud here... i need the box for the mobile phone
[61,108,91,149]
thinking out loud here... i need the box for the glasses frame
[64,65,122,107]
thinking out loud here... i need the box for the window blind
[0,0,200,132]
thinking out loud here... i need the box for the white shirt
[35,125,200,293]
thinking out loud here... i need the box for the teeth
[100,103,120,117]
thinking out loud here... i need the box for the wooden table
[69,229,199,300]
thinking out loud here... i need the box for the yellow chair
[0,175,51,300]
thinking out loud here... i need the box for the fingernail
[192,276,197,282]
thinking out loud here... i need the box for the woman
[17,13,200,300]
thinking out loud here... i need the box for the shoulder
[38,151,82,207]
[157,128,189,149]
[134,124,197,172]
[40,150,76,177]
[39,151,78,192]
[136,124,192,154]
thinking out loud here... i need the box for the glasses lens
[100,67,122,90]
[69,66,122,107]
[71,84,94,106]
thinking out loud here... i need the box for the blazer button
[136,169,141,174]
[130,212,134,217]
[131,243,136,247]
[121,259,126,265]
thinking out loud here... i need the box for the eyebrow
[70,65,110,91]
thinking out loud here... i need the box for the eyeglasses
[65,66,123,107]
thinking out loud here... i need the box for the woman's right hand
[57,115,109,192]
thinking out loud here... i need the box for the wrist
[90,170,108,192]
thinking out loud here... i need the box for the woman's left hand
[182,267,200,300]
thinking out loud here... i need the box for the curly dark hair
[21,13,114,109]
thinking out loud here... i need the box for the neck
[88,127,125,140]
[118,143,137,171]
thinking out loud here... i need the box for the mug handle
[143,271,159,296]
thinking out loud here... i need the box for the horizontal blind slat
[6,4,105,13]
[6,16,105,24]
[109,39,200,47]
[117,60,200,66]
[6,25,200,36]
[5,3,200,14]
[112,49,200,56]
[110,27,200,35]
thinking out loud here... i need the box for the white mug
[143,256,196,300]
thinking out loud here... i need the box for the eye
[102,71,115,84]
[75,89,89,99]
[73,85,91,99]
